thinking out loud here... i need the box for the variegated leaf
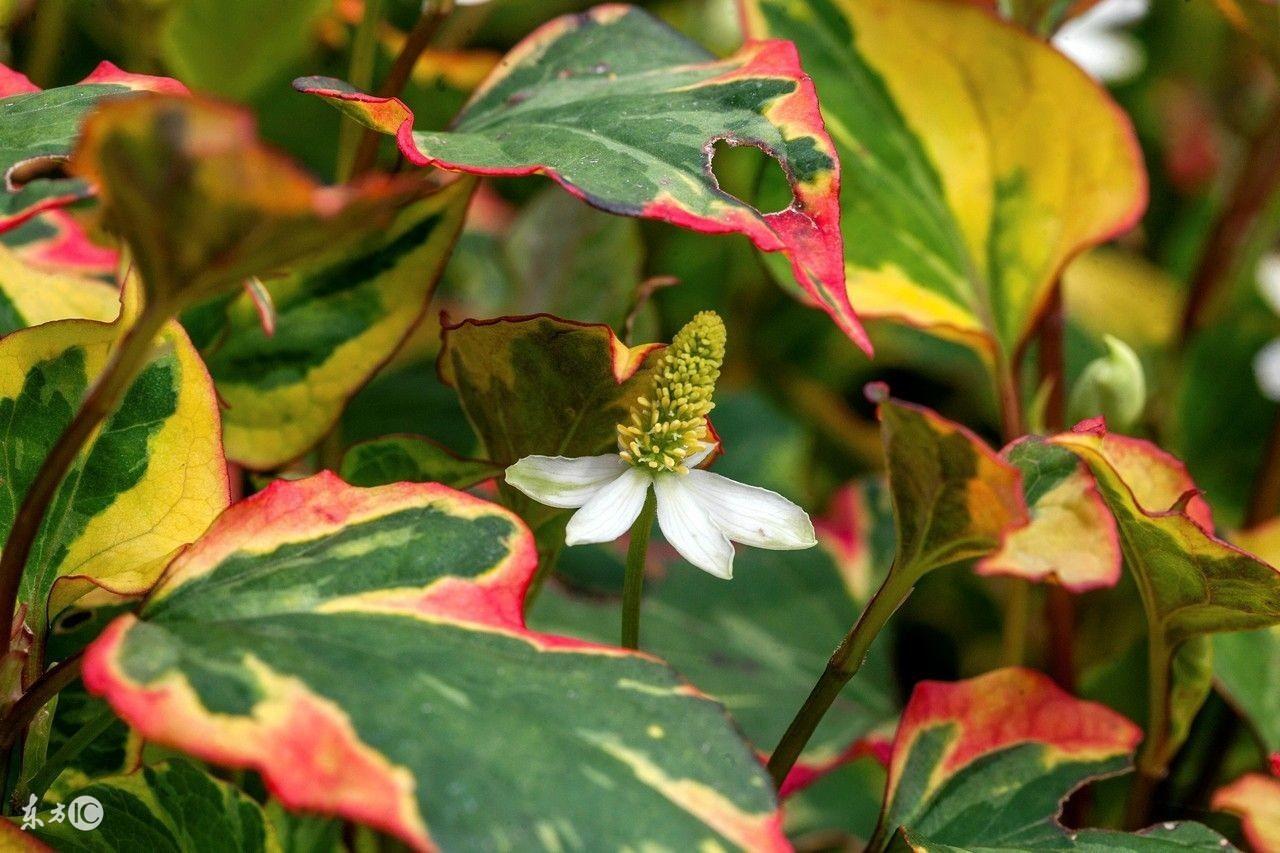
[0,211,117,278]
[0,245,121,335]
[71,96,432,315]
[743,0,1145,360]
[340,435,501,490]
[187,179,472,469]
[0,315,228,631]
[977,436,1122,592]
[296,4,868,351]
[0,62,186,232]
[1214,771,1280,853]
[84,473,787,851]
[437,313,662,466]
[28,760,275,851]
[870,668,1230,852]
[531,479,900,791]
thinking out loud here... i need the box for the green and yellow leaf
[340,435,501,490]
[870,667,1229,852]
[437,313,662,465]
[0,62,186,232]
[0,246,121,335]
[977,436,1122,592]
[71,96,432,315]
[743,0,1146,360]
[190,180,472,469]
[30,759,277,851]
[297,4,868,351]
[84,473,787,851]
[0,315,228,628]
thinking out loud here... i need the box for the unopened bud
[1068,335,1146,431]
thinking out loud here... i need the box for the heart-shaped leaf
[531,479,900,790]
[70,96,432,316]
[0,62,186,232]
[977,436,1122,592]
[0,246,121,335]
[1214,771,1280,853]
[84,473,787,851]
[188,178,473,469]
[340,435,501,490]
[742,0,1145,360]
[29,759,274,851]
[0,315,228,631]
[296,4,867,351]
[869,668,1230,851]
[437,313,662,466]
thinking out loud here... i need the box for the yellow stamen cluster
[618,311,726,474]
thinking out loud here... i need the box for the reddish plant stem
[349,0,456,177]
[1180,99,1280,342]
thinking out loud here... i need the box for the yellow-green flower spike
[618,311,725,474]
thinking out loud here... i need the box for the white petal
[565,467,651,545]
[653,474,735,579]
[1071,0,1148,29]
[682,470,817,550]
[685,440,717,469]
[1258,254,1280,316]
[1053,29,1143,81]
[1255,339,1280,403]
[505,454,627,509]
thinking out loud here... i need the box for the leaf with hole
[742,0,1146,361]
[296,4,867,351]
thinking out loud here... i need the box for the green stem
[0,309,168,663]
[0,653,82,751]
[1001,578,1030,666]
[621,490,657,650]
[337,0,387,181]
[1125,637,1173,828]
[24,0,70,86]
[767,568,914,789]
[24,706,116,804]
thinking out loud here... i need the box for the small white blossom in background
[1253,253,1280,402]
[505,312,816,579]
[1052,0,1149,83]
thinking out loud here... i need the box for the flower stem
[767,568,914,789]
[621,490,657,650]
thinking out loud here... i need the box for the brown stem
[1181,99,1280,342]
[1246,408,1280,527]
[0,653,82,750]
[349,0,456,177]
[0,310,168,661]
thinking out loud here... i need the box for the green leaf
[0,62,186,232]
[159,0,331,100]
[530,479,899,783]
[437,313,662,466]
[296,4,868,351]
[0,315,228,630]
[339,435,501,490]
[31,759,275,852]
[867,667,1231,852]
[441,185,650,333]
[70,96,431,315]
[742,0,1145,360]
[84,473,787,851]
[187,179,473,469]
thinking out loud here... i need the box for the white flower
[1052,0,1149,83]
[505,442,816,580]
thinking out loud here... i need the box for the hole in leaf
[6,155,71,190]
[708,140,793,215]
